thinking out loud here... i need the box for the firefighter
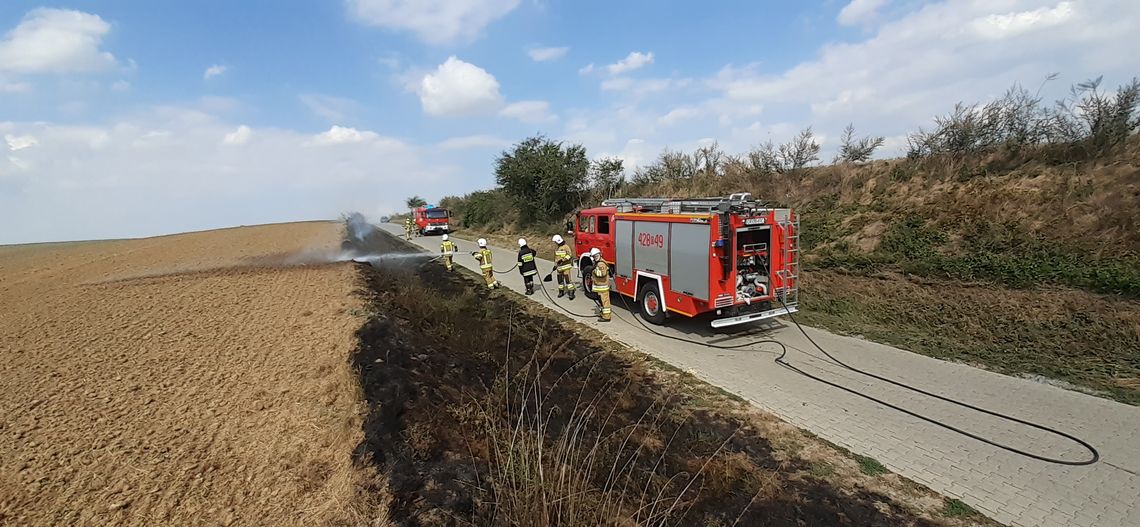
[589,247,611,322]
[440,234,456,271]
[552,234,575,299]
[580,250,601,313]
[403,217,413,240]
[517,238,538,295]
[471,238,499,289]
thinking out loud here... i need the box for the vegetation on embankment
[412,75,1140,403]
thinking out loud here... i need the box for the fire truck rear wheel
[637,284,667,325]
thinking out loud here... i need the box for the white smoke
[345,212,374,242]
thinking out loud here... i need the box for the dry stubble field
[0,222,384,526]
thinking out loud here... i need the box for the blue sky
[2,0,1139,243]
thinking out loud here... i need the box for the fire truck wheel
[637,283,667,325]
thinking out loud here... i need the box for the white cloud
[971,1,1074,40]
[416,56,503,117]
[657,107,702,126]
[837,0,889,26]
[597,138,658,170]
[299,94,360,123]
[499,100,556,123]
[308,125,382,145]
[203,64,227,80]
[222,125,251,146]
[377,52,401,69]
[346,0,520,45]
[110,80,130,92]
[0,114,470,244]
[527,46,569,62]
[601,77,691,97]
[437,134,510,150]
[714,0,1140,154]
[600,77,632,91]
[1,80,32,93]
[5,134,39,151]
[605,51,654,75]
[578,63,595,75]
[0,8,118,74]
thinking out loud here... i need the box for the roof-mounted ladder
[602,193,764,213]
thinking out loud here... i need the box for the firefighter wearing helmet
[439,234,456,271]
[403,217,414,240]
[471,238,499,289]
[552,234,575,299]
[517,238,538,295]
[590,247,611,322]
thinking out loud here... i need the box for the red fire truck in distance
[574,193,799,328]
[413,205,450,235]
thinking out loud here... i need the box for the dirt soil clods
[0,222,381,526]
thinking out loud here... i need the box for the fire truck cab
[413,205,450,235]
[575,193,799,328]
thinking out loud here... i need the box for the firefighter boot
[598,290,612,322]
[557,287,565,298]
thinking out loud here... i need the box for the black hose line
[537,280,597,318]
[534,271,1099,466]
[494,263,519,274]
[773,301,1099,466]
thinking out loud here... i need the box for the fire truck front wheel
[637,283,667,325]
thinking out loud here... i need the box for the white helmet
[477,238,487,247]
[552,234,564,244]
[518,238,527,247]
[589,247,601,257]
[441,234,449,241]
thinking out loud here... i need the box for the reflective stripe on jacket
[518,246,538,276]
[478,248,493,269]
[440,240,455,254]
[592,261,610,292]
[554,244,573,271]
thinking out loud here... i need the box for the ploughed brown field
[0,222,381,526]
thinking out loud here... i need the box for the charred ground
[344,229,968,526]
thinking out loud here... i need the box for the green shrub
[854,455,888,476]
[459,189,513,228]
[879,217,947,260]
[942,499,975,518]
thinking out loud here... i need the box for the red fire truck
[413,205,450,235]
[574,193,799,328]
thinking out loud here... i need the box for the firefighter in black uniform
[517,238,538,295]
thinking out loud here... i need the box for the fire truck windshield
[425,209,448,219]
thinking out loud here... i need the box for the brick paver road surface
[381,224,1140,527]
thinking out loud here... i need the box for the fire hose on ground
[533,274,1100,467]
